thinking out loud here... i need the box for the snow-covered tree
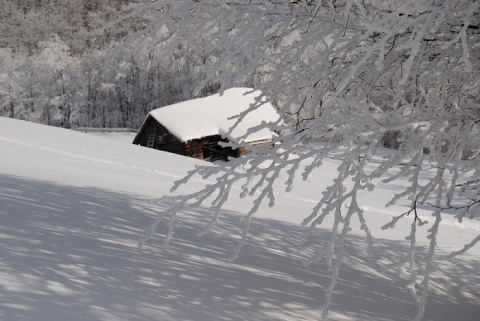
[32,36,87,128]
[0,49,25,119]
[119,1,480,320]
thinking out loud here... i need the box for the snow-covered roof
[148,88,279,143]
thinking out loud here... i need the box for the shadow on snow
[0,175,478,321]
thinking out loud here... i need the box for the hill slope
[0,117,479,321]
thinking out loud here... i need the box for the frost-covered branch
[123,1,480,320]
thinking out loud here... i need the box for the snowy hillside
[0,117,479,321]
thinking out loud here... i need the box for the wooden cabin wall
[185,135,238,161]
[134,117,273,161]
[184,138,210,160]
[133,117,155,146]
[152,125,185,155]
[134,117,185,155]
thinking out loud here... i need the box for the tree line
[0,0,231,129]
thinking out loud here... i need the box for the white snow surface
[0,117,479,321]
[148,87,279,142]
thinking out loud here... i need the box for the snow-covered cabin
[132,88,279,161]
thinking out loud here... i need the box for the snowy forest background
[0,0,231,129]
[1,1,480,320]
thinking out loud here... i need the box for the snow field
[0,117,479,321]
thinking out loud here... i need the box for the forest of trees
[0,0,233,129]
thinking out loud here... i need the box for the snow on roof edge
[147,87,279,143]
